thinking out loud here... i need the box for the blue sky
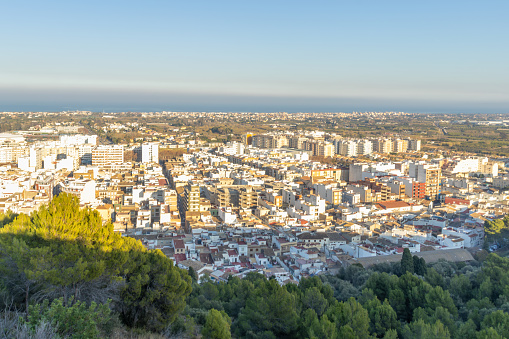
[1,1,508,112]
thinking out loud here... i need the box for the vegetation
[2,195,509,338]
[182,252,509,339]
[0,193,191,337]
[484,216,509,249]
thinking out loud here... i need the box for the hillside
[1,194,509,338]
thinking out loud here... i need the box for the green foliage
[401,248,414,274]
[302,287,328,316]
[169,315,197,338]
[401,319,450,339]
[0,210,17,228]
[4,194,509,337]
[326,298,370,338]
[0,193,191,334]
[119,250,191,332]
[188,266,198,282]
[476,327,504,339]
[484,217,509,243]
[425,267,445,287]
[236,279,299,337]
[480,254,509,300]
[182,248,509,339]
[450,274,473,302]
[480,310,509,338]
[202,308,231,339]
[414,256,428,276]
[365,272,398,302]
[369,299,399,337]
[26,298,113,338]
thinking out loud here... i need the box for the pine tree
[202,309,231,339]
[401,248,414,274]
[188,266,198,282]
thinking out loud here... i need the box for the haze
[1,1,508,113]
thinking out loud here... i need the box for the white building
[140,143,159,163]
[57,179,96,204]
[59,135,97,146]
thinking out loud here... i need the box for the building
[137,143,159,163]
[242,133,254,146]
[178,183,200,226]
[335,140,358,157]
[289,137,307,150]
[410,163,441,200]
[57,179,96,204]
[408,139,422,151]
[374,139,393,154]
[317,142,335,157]
[252,134,288,149]
[92,145,124,166]
[357,140,373,155]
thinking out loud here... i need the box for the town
[0,111,506,285]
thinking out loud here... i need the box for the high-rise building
[408,139,422,151]
[78,145,94,165]
[92,145,124,166]
[178,183,200,226]
[138,143,159,163]
[410,163,441,200]
[165,189,179,212]
[0,147,13,163]
[357,140,373,155]
[29,147,43,170]
[394,139,409,153]
[374,139,393,154]
[252,134,288,149]
[289,136,307,150]
[242,133,254,145]
[318,142,335,157]
[336,140,358,157]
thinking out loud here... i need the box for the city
[1,112,506,285]
[2,1,509,337]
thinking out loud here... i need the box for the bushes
[26,298,113,338]
[0,193,192,334]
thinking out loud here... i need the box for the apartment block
[92,145,124,166]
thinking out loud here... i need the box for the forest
[1,194,509,338]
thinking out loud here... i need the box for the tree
[26,298,113,339]
[202,281,219,301]
[484,219,509,243]
[302,287,328,316]
[326,298,370,339]
[202,309,231,339]
[425,268,445,287]
[119,250,192,332]
[456,319,477,339]
[413,256,427,276]
[0,210,17,228]
[365,272,398,302]
[383,329,398,339]
[188,266,198,282]
[369,300,399,338]
[449,274,472,302]
[401,248,414,274]
[301,309,337,339]
[0,194,192,332]
[424,286,457,317]
[235,279,299,338]
[480,254,509,300]
[476,327,504,339]
[401,319,450,339]
[481,310,509,338]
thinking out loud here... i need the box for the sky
[1,1,508,113]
